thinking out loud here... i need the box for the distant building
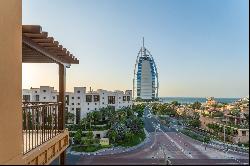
[206,97,218,106]
[22,86,133,124]
[200,116,249,144]
[133,38,159,100]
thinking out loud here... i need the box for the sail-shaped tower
[133,38,159,100]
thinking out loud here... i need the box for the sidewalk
[209,140,249,153]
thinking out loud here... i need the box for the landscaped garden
[68,104,147,152]
[180,128,211,143]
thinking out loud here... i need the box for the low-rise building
[200,116,249,144]
[206,97,218,106]
[176,107,194,117]
[23,86,133,124]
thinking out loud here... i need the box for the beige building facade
[0,0,79,164]
[0,0,23,164]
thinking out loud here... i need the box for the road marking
[159,128,193,159]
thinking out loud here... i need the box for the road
[52,107,249,165]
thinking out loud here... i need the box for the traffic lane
[148,115,177,132]
[167,132,209,159]
[143,117,156,133]
[154,118,209,159]
[156,133,189,159]
[123,132,188,159]
[174,131,249,159]
[152,115,248,159]
[169,159,249,165]
[76,157,163,165]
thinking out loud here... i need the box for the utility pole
[223,125,226,143]
[154,125,157,141]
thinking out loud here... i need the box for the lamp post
[223,125,226,143]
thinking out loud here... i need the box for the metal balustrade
[22,102,61,154]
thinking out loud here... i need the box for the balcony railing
[22,102,61,154]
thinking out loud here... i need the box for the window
[119,97,121,99]
[72,108,74,110]
[108,96,115,104]
[78,103,80,105]
[35,91,37,93]
[95,108,97,110]
[23,95,30,102]
[242,131,247,136]
[72,103,74,105]
[88,108,90,110]
[43,90,46,93]
[35,95,39,102]
[96,134,101,139]
[94,95,100,102]
[53,96,55,99]
[72,97,74,99]
[102,97,104,99]
[102,102,104,104]
[77,97,80,99]
[43,97,46,99]
[95,103,97,105]
[65,107,69,123]
[77,90,80,93]
[88,103,89,105]
[86,95,92,102]
[123,96,126,101]
[127,96,130,101]
[65,95,69,105]
[76,108,81,124]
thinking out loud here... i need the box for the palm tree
[80,117,87,130]
[87,113,94,129]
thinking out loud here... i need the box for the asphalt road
[52,107,249,165]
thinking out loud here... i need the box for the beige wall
[236,129,249,143]
[199,116,222,130]
[0,0,22,164]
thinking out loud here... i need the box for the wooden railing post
[58,63,66,165]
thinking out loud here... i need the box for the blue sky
[22,0,249,98]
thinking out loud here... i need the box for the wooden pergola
[22,25,79,165]
[22,25,79,64]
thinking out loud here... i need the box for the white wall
[22,86,133,123]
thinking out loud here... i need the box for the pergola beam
[23,35,69,65]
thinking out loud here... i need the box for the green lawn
[116,132,146,147]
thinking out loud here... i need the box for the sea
[159,97,240,104]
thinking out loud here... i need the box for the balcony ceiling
[22,25,79,65]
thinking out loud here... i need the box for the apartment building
[23,86,133,124]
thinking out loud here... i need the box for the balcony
[20,25,79,165]
[1,24,79,165]
[22,102,69,164]
[22,102,61,154]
